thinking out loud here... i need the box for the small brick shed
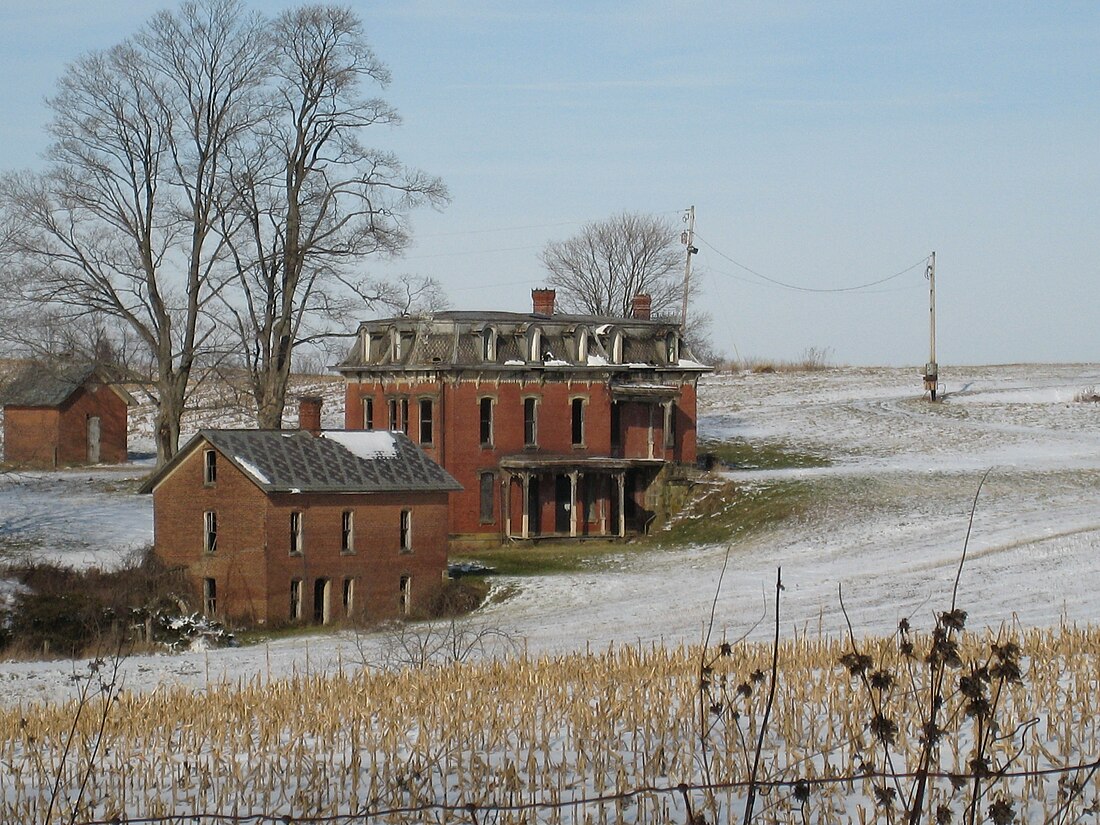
[1,363,133,468]
[140,426,462,626]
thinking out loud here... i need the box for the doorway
[313,578,331,624]
[87,416,101,463]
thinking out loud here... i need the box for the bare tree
[218,5,448,429]
[540,212,685,317]
[0,0,270,464]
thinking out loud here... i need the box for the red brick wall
[3,407,60,466]
[151,440,451,625]
[2,383,128,467]
[343,372,701,538]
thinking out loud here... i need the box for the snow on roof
[320,430,398,459]
[234,455,271,485]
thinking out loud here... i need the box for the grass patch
[699,437,830,471]
[452,540,629,578]
[654,478,811,547]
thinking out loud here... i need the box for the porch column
[521,472,530,539]
[503,472,513,539]
[615,472,626,537]
[569,471,579,538]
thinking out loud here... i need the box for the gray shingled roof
[0,364,100,407]
[141,429,461,495]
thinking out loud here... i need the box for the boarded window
[524,397,538,447]
[363,398,374,430]
[419,398,433,445]
[479,472,495,523]
[290,512,304,555]
[341,511,354,553]
[204,511,217,553]
[571,398,585,446]
[203,450,217,484]
[479,397,493,446]
[400,510,412,552]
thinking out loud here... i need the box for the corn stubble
[1,625,1098,824]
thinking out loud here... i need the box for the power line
[695,233,930,294]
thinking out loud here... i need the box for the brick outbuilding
[140,426,461,626]
[1,363,132,468]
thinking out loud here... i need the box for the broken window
[479,397,493,447]
[290,512,304,555]
[204,511,217,553]
[342,578,354,616]
[363,397,374,430]
[524,397,538,447]
[419,398,433,445]
[203,578,217,616]
[571,397,585,446]
[399,575,411,615]
[481,327,496,361]
[341,511,354,553]
[203,449,217,485]
[400,510,412,552]
[290,579,302,620]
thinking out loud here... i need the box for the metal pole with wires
[923,251,939,400]
[680,206,698,331]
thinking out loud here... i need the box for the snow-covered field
[2,363,1100,707]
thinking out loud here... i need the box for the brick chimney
[298,396,323,435]
[532,288,556,316]
[631,293,652,320]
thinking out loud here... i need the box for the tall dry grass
[2,624,1098,823]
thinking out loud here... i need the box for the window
[342,578,354,616]
[391,329,402,361]
[479,397,493,447]
[290,512,304,555]
[400,510,412,552]
[290,579,302,620]
[399,575,411,615]
[523,397,538,447]
[203,578,217,616]
[401,398,409,435]
[575,328,588,362]
[666,332,680,364]
[481,327,496,361]
[479,472,495,523]
[341,510,354,553]
[204,511,217,553]
[360,329,372,362]
[388,398,399,431]
[363,397,374,430]
[611,402,622,449]
[203,449,217,485]
[664,401,677,449]
[571,398,585,447]
[611,330,624,364]
[419,398,433,445]
[528,327,542,362]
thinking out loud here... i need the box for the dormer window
[611,329,624,364]
[481,327,497,361]
[528,327,543,362]
[575,328,589,363]
[360,329,372,363]
[391,328,402,361]
[666,332,680,364]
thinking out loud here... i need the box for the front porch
[499,456,666,541]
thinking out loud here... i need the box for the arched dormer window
[360,329,372,363]
[481,327,497,362]
[610,329,624,364]
[574,327,589,364]
[527,326,543,362]
[390,328,402,362]
[665,331,680,364]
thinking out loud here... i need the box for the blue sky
[2,1,1098,366]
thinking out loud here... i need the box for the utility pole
[923,251,939,400]
[680,205,697,331]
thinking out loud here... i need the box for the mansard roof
[140,429,461,495]
[335,309,712,374]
